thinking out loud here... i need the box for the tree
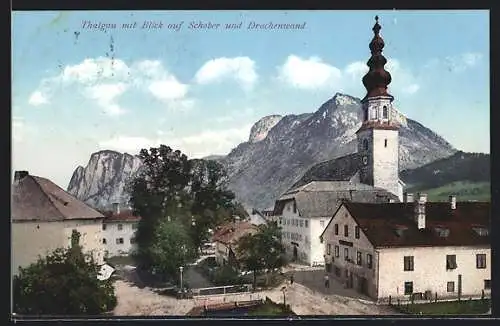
[13,230,117,315]
[237,222,286,289]
[148,219,197,280]
[128,145,241,273]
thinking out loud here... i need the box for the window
[130,238,136,244]
[446,255,457,270]
[367,254,373,269]
[335,245,339,258]
[363,139,369,151]
[473,227,489,236]
[132,223,138,230]
[334,224,339,235]
[447,281,455,293]
[344,225,349,237]
[116,238,124,245]
[305,235,309,243]
[384,139,387,148]
[383,106,388,119]
[484,280,491,290]
[355,226,360,239]
[102,238,107,244]
[404,256,414,271]
[476,254,487,269]
[320,220,325,228]
[356,251,362,265]
[327,244,331,255]
[299,220,304,228]
[404,282,413,295]
[344,248,349,261]
[102,224,107,231]
[117,224,123,231]
[305,220,308,228]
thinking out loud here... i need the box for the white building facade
[321,198,491,302]
[274,182,397,267]
[102,205,140,257]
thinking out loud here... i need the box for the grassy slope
[406,181,490,202]
[397,299,490,315]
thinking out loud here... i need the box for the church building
[273,16,406,266]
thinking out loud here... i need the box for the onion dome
[362,16,393,100]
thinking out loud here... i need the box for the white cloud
[99,136,159,152]
[443,52,483,73]
[277,55,420,96]
[29,57,193,114]
[277,55,342,90]
[28,91,49,106]
[194,57,258,90]
[85,83,128,116]
[98,124,253,159]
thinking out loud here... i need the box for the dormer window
[394,225,408,237]
[434,226,450,238]
[472,226,489,236]
[382,106,388,119]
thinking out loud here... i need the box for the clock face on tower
[362,156,368,165]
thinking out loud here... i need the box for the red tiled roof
[103,209,141,222]
[12,174,104,221]
[340,202,490,248]
[212,221,258,245]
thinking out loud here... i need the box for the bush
[13,231,117,315]
[212,265,245,286]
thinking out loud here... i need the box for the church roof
[323,201,490,248]
[273,180,398,218]
[291,153,360,189]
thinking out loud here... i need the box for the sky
[12,10,490,188]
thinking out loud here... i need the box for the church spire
[362,16,393,101]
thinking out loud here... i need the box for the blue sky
[12,10,489,188]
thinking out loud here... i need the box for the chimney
[404,192,413,203]
[14,171,29,183]
[449,195,457,210]
[414,193,427,230]
[112,203,120,215]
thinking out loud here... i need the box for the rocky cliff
[68,93,457,210]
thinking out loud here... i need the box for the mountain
[401,151,490,201]
[298,151,490,202]
[67,150,143,209]
[222,93,457,209]
[67,93,458,210]
[400,151,490,189]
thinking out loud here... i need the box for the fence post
[435,292,437,303]
[389,295,392,306]
[397,298,400,306]
[481,290,485,301]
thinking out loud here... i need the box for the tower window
[363,139,368,151]
[384,139,387,147]
[383,106,388,119]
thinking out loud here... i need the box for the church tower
[356,16,403,201]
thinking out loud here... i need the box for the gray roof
[274,181,399,218]
[12,173,104,222]
[292,153,360,188]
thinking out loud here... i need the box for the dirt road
[112,279,399,316]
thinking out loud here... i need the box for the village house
[248,208,267,226]
[101,203,141,258]
[273,181,397,267]
[11,171,105,275]
[320,194,490,302]
[212,217,258,268]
